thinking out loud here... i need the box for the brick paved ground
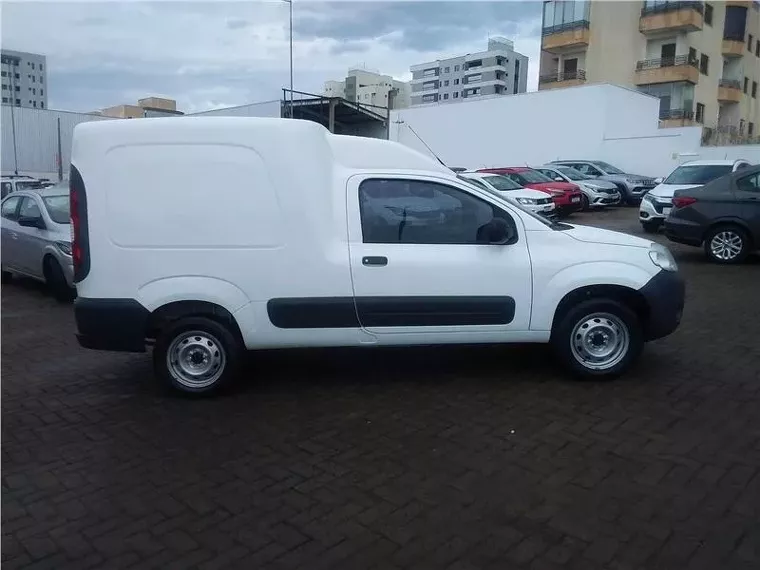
[3,207,760,570]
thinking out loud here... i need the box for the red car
[477,167,584,216]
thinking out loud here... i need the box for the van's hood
[648,183,701,198]
[565,224,652,248]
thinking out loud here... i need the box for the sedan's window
[19,197,42,219]
[359,179,514,245]
[1,196,21,220]
[575,163,603,176]
[736,173,760,193]
[42,195,70,224]
[1,182,12,199]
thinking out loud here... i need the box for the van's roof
[73,117,452,176]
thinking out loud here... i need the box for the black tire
[44,258,75,302]
[1,270,12,284]
[703,225,750,264]
[641,220,661,234]
[153,316,243,396]
[581,194,590,211]
[551,298,643,380]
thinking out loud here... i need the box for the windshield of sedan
[482,175,522,191]
[592,161,625,175]
[663,164,733,185]
[508,169,553,185]
[556,166,589,181]
[42,195,70,224]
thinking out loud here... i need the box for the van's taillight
[672,196,697,209]
[69,166,90,282]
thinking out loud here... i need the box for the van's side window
[1,196,21,221]
[359,179,513,245]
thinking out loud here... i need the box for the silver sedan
[1,183,75,301]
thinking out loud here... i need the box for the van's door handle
[362,256,387,266]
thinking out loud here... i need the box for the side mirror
[480,218,515,245]
[653,177,664,185]
[18,216,45,229]
[554,176,564,182]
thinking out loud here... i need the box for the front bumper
[75,297,150,352]
[639,197,672,221]
[589,191,621,207]
[629,185,655,199]
[639,269,685,341]
[526,202,556,217]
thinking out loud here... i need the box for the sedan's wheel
[44,258,75,302]
[641,220,661,234]
[154,316,242,396]
[551,298,643,379]
[704,226,748,264]
[581,194,590,211]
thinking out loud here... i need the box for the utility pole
[282,0,294,118]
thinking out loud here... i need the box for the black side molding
[267,296,516,329]
[75,298,150,352]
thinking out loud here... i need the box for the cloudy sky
[1,0,543,113]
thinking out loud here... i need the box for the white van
[71,118,685,395]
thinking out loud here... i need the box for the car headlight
[642,193,655,203]
[516,198,537,205]
[649,244,678,272]
[55,241,72,256]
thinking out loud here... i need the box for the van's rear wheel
[153,316,243,395]
[551,298,643,379]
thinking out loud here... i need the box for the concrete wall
[1,105,112,179]
[389,83,760,177]
[188,100,281,118]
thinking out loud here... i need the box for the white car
[533,165,621,210]
[1,175,46,199]
[639,159,752,233]
[457,171,556,217]
[70,117,684,395]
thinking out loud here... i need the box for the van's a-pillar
[328,98,337,133]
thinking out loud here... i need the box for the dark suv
[664,164,760,264]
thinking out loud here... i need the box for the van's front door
[346,175,532,341]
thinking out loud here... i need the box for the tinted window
[574,163,603,176]
[555,166,589,181]
[1,182,12,198]
[359,179,512,244]
[736,173,760,193]
[19,196,41,219]
[481,175,522,191]
[592,161,625,174]
[457,175,489,190]
[1,196,21,220]
[664,164,733,185]
[15,181,43,191]
[42,195,70,224]
[507,169,552,185]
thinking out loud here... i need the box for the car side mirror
[653,177,664,184]
[18,216,45,229]
[481,217,515,245]
[554,176,564,182]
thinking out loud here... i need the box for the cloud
[0,1,542,113]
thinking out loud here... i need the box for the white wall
[189,100,281,118]
[389,83,760,177]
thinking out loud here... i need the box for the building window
[1,84,6,91]
[15,98,19,105]
[744,77,749,93]
[443,80,449,86]
[467,73,482,83]
[14,73,19,80]
[0,71,5,77]
[32,75,35,83]
[444,66,450,73]
[33,101,36,108]
[14,85,18,92]
[443,93,449,100]
[40,89,43,96]
[422,68,437,77]
[753,81,758,98]
[453,92,459,98]
[704,3,713,25]
[31,62,35,70]
[749,34,754,51]
[39,64,43,71]
[750,122,755,136]
[1,97,7,103]
[699,54,709,75]
[695,103,705,123]
[40,76,43,84]
[756,40,760,57]
[454,65,459,72]
[40,102,43,109]
[454,78,459,85]
[422,94,436,103]
[32,88,36,95]
[740,119,745,134]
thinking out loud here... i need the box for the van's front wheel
[154,316,243,395]
[551,299,643,379]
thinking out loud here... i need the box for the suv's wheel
[704,225,749,264]
[153,316,243,396]
[641,220,661,234]
[44,258,75,302]
[551,298,643,379]
[581,194,590,211]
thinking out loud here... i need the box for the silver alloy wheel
[569,312,630,371]
[709,231,743,261]
[166,330,226,389]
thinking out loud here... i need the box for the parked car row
[1,174,55,199]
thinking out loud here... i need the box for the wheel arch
[550,284,650,336]
[703,219,754,248]
[146,300,244,343]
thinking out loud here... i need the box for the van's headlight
[516,198,537,205]
[649,243,677,272]
[55,241,72,256]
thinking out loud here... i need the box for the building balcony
[538,70,587,90]
[541,21,590,53]
[634,55,699,85]
[718,79,743,103]
[659,108,695,128]
[725,0,752,7]
[722,38,746,57]
[640,1,703,34]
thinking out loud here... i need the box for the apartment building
[409,37,529,107]
[323,67,411,109]
[1,49,47,109]
[99,97,184,118]
[538,1,760,134]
